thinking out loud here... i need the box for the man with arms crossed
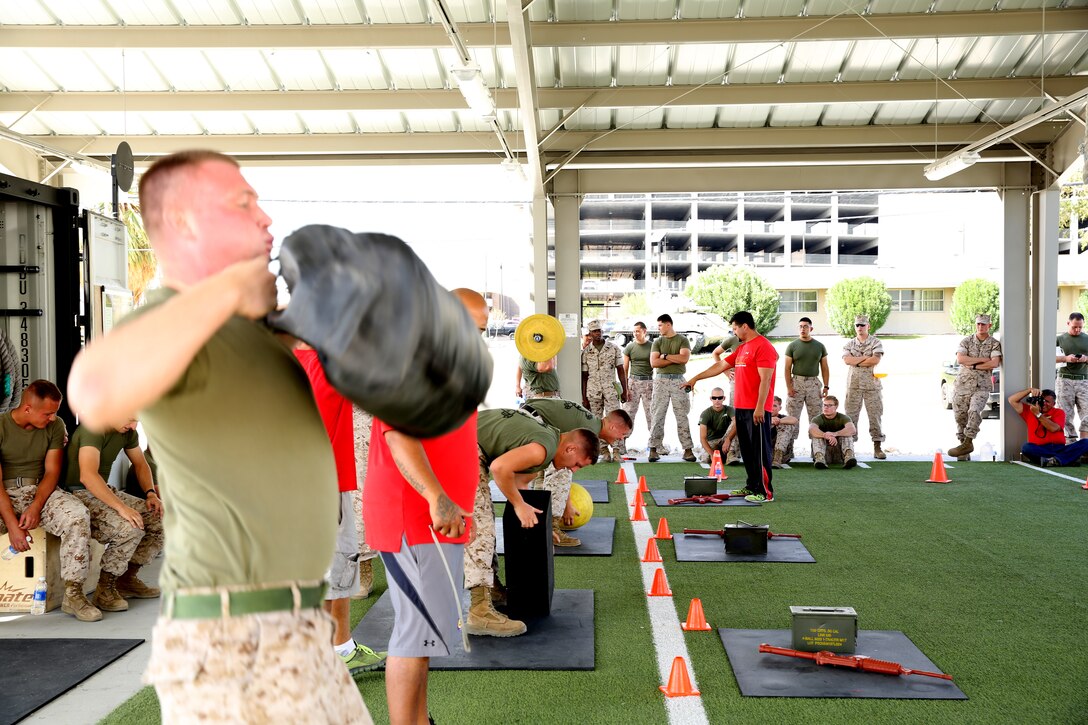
[648,314,696,462]
[1055,312,1088,443]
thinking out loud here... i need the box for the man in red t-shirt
[685,310,777,502]
[294,344,387,676]
[363,288,486,725]
[1008,387,1088,466]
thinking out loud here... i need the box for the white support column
[830,193,840,266]
[1001,163,1032,461]
[736,193,745,264]
[532,194,549,314]
[1032,185,1060,393]
[689,196,699,280]
[783,191,792,268]
[644,198,653,292]
[551,170,583,398]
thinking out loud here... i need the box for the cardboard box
[0,529,103,613]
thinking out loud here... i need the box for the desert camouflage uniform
[624,377,653,430]
[772,422,799,463]
[71,489,163,575]
[811,435,856,464]
[146,606,372,724]
[350,406,378,563]
[786,377,823,428]
[0,485,91,582]
[843,335,885,443]
[649,379,694,451]
[582,341,624,456]
[463,448,497,589]
[531,464,572,522]
[953,334,1002,442]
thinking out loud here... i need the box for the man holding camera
[1056,312,1088,443]
[1008,387,1088,467]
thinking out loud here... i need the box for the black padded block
[496,517,616,557]
[490,478,609,504]
[0,638,144,725]
[351,589,595,671]
[502,489,553,618]
[719,628,966,700]
[673,532,815,563]
[648,489,760,507]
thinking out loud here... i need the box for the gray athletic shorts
[325,491,361,600]
[380,537,464,658]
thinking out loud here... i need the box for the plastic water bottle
[1,533,32,560]
[30,576,47,615]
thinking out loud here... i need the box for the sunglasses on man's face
[855,323,867,327]
[710,396,725,401]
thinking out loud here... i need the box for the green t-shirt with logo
[652,334,690,375]
[119,289,338,594]
[521,398,602,435]
[624,340,654,377]
[785,338,828,378]
[521,355,560,394]
[63,426,140,490]
[0,413,66,480]
[1057,333,1088,377]
[698,405,734,440]
[477,408,560,474]
[810,412,853,433]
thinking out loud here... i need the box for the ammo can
[683,476,718,497]
[790,606,857,653]
[722,522,769,554]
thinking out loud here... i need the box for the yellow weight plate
[515,314,565,362]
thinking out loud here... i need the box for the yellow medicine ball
[558,483,594,530]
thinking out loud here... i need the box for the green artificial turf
[101,461,1087,725]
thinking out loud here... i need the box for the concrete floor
[3,556,162,724]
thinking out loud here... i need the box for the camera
[1024,395,1043,405]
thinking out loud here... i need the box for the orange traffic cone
[642,537,663,563]
[680,598,712,631]
[638,475,649,493]
[648,567,672,596]
[926,451,951,483]
[631,502,648,521]
[632,489,645,508]
[654,517,672,540]
[1082,478,1087,490]
[710,450,724,479]
[659,656,700,697]
[615,468,629,485]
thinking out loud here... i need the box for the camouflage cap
[587,319,603,331]
[854,315,869,325]
[975,314,992,324]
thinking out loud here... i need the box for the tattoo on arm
[435,494,459,520]
[392,458,429,497]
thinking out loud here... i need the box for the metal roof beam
[506,0,544,197]
[6,77,1083,114]
[1,10,1083,48]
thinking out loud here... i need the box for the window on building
[890,289,944,312]
[779,290,818,313]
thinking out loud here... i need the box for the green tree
[685,265,780,334]
[1060,172,1088,250]
[95,203,158,305]
[619,292,652,319]
[1075,289,1088,319]
[949,278,1000,335]
[825,277,892,337]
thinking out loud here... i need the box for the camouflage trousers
[146,607,372,724]
[953,381,991,441]
[846,384,884,442]
[463,451,496,590]
[586,381,622,455]
[0,486,90,582]
[785,376,823,427]
[624,377,654,434]
[773,423,799,462]
[811,436,856,464]
[704,436,741,464]
[1056,377,1088,440]
[531,464,573,520]
[351,407,377,562]
[71,489,164,576]
[649,377,694,450]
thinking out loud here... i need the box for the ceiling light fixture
[450,64,496,122]
[923,151,981,181]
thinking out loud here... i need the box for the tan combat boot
[771,450,784,469]
[93,571,129,612]
[62,580,103,622]
[465,586,526,637]
[873,442,887,460]
[490,578,508,607]
[647,447,660,462]
[552,517,581,547]
[682,448,697,462]
[947,439,974,459]
[352,559,374,600]
[116,562,161,599]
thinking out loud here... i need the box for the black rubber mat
[0,638,144,725]
[648,489,760,507]
[673,532,815,563]
[490,479,609,503]
[496,517,615,556]
[352,589,594,671]
[719,628,965,699]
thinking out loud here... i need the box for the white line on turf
[1011,460,1088,484]
[622,461,709,725]
[856,461,871,469]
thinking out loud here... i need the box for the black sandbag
[269,225,493,437]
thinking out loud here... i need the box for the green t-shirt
[1057,333,1088,376]
[810,412,852,433]
[477,408,560,474]
[624,340,654,377]
[719,335,741,354]
[521,356,560,394]
[785,338,828,378]
[0,413,66,480]
[121,289,338,594]
[698,405,733,440]
[63,426,140,490]
[652,334,690,375]
[521,398,602,435]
